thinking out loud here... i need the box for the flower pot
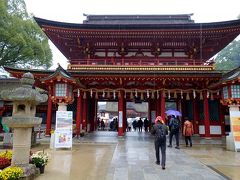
[37,165,45,174]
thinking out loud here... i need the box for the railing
[70,57,212,66]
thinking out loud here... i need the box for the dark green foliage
[0,0,52,69]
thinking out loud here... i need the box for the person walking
[144,118,149,132]
[137,118,143,132]
[151,116,168,170]
[100,119,105,131]
[183,117,194,147]
[132,119,137,131]
[168,115,180,149]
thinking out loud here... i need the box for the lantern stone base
[226,132,236,151]
[19,164,39,180]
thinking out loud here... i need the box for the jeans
[169,130,179,147]
[185,136,192,146]
[155,139,166,166]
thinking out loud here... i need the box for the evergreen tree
[0,0,52,69]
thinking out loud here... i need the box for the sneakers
[155,161,160,165]
[168,145,172,148]
[162,166,166,170]
[175,146,180,149]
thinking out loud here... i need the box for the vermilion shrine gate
[2,14,240,137]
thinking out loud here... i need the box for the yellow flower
[0,166,23,180]
[0,150,12,160]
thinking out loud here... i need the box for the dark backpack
[172,118,180,130]
[156,125,165,140]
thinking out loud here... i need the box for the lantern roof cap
[41,64,75,83]
[0,72,47,104]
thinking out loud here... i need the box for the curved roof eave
[34,17,240,30]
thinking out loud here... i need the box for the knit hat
[155,116,164,124]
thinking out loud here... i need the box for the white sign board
[229,111,240,152]
[210,126,222,135]
[55,111,73,149]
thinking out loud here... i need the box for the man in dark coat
[151,116,168,170]
[144,118,149,132]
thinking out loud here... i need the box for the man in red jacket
[183,117,194,147]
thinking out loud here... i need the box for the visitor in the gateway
[144,118,149,132]
[151,116,168,170]
[127,120,132,132]
[100,119,105,130]
[183,117,194,147]
[137,118,143,132]
[168,115,180,149]
[132,119,137,131]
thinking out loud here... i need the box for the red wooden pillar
[82,93,88,131]
[94,99,98,131]
[219,101,225,136]
[203,91,210,137]
[160,91,166,124]
[90,97,96,132]
[76,91,82,135]
[193,99,199,134]
[118,90,125,136]
[123,98,127,133]
[46,95,53,136]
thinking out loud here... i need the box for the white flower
[31,150,49,166]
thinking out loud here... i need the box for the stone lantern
[1,72,47,175]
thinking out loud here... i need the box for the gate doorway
[96,101,148,133]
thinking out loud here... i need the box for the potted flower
[0,166,23,180]
[0,150,12,169]
[31,150,49,174]
[0,157,11,169]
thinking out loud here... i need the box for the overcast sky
[24,0,240,69]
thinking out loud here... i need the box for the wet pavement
[31,132,240,180]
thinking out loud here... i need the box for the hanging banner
[119,111,123,128]
[229,111,240,152]
[55,111,73,149]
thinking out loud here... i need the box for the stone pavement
[31,131,240,180]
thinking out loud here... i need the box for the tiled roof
[83,14,194,24]
[222,66,240,82]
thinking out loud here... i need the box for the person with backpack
[151,116,168,170]
[168,115,180,149]
[183,117,194,147]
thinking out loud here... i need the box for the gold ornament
[174,91,177,98]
